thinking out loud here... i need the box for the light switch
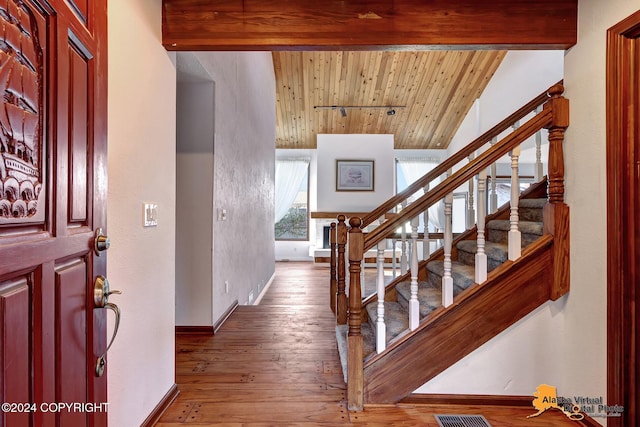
[144,203,158,227]
[217,208,227,221]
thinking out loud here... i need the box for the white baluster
[489,136,498,213]
[442,192,454,307]
[361,257,366,298]
[508,146,522,260]
[467,153,475,229]
[376,240,386,353]
[406,228,412,267]
[409,216,420,330]
[475,169,488,284]
[400,216,408,276]
[391,238,397,279]
[535,131,543,182]
[535,106,544,182]
[359,224,366,296]
[423,186,430,260]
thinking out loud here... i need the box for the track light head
[340,106,347,117]
[387,109,396,116]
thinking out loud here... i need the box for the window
[275,160,309,240]
[395,158,443,232]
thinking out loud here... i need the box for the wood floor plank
[185,401,349,423]
[157,261,594,426]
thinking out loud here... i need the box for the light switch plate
[144,203,158,227]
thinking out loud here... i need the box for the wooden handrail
[361,80,561,228]
[363,109,552,252]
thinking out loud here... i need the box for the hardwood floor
[156,262,596,426]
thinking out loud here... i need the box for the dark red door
[0,0,108,426]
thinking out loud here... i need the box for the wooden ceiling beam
[163,0,577,51]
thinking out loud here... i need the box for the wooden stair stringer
[362,235,555,404]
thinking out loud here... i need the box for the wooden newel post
[543,83,570,300]
[329,222,337,314]
[336,215,348,325]
[544,83,569,203]
[347,217,364,411]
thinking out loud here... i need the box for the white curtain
[275,158,309,223]
[397,158,445,231]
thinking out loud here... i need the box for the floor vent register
[434,414,492,427]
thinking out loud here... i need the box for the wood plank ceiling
[274,50,506,149]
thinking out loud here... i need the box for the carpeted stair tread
[336,324,348,382]
[519,198,546,221]
[487,219,544,234]
[519,198,547,208]
[361,322,376,358]
[487,219,544,246]
[336,322,376,382]
[395,280,442,318]
[365,301,409,342]
[426,260,476,293]
[456,240,508,271]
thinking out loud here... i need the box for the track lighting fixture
[313,105,405,117]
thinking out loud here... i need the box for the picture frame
[336,159,375,191]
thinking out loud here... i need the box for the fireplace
[322,226,330,249]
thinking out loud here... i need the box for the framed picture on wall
[336,159,375,191]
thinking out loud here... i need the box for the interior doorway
[175,53,216,332]
[606,10,640,427]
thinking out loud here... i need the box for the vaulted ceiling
[273,50,506,149]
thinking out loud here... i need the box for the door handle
[94,276,122,377]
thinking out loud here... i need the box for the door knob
[94,228,110,255]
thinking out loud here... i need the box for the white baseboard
[253,271,276,305]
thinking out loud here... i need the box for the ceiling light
[387,109,396,116]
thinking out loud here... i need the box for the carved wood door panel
[0,0,108,426]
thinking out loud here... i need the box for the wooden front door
[0,0,108,426]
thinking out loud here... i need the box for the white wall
[448,51,563,166]
[107,0,176,425]
[193,52,276,314]
[176,81,214,326]
[317,134,395,212]
[562,0,637,417]
[418,3,637,421]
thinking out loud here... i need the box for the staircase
[357,195,548,354]
[329,82,570,410]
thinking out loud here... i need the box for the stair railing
[358,82,560,230]
[332,82,569,411]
